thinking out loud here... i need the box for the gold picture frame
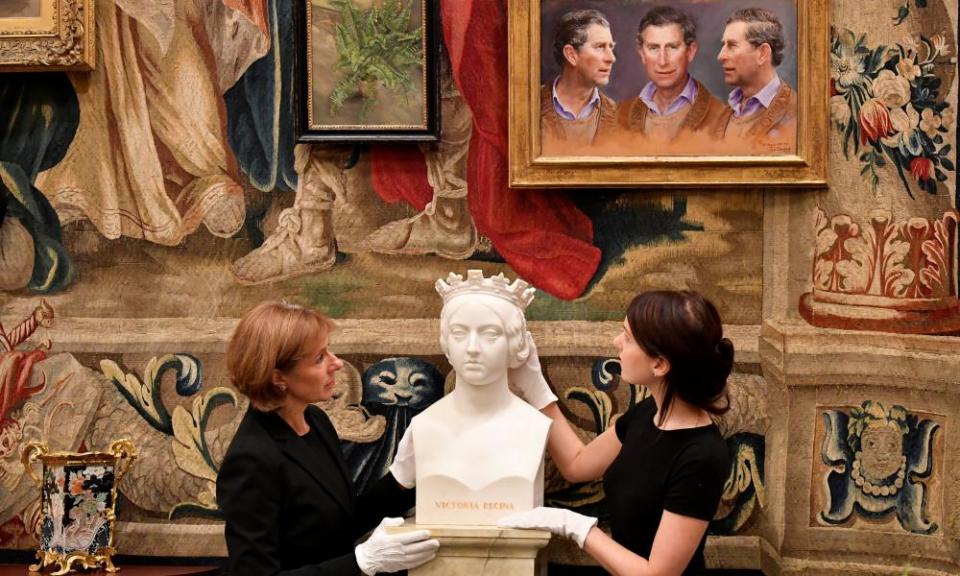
[0,0,95,72]
[21,440,136,575]
[294,0,441,142]
[508,0,828,188]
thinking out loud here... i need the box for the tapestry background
[0,0,956,573]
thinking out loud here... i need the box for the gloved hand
[508,332,558,410]
[497,506,598,548]
[388,425,416,488]
[354,517,439,575]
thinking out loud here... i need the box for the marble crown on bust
[410,270,551,525]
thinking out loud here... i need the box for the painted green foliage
[329,0,423,118]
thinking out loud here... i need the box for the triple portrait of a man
[540,2,797,156]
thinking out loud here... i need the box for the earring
[651,370,657,377]
[276,384,287,392]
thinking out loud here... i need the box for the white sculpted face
[441,294,525,386]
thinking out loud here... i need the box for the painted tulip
[859,99,893,144]
[909,157,934,182]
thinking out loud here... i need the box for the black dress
[216,405,415,575]
[602,397,729,575]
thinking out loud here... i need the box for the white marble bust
[408,270,551,525]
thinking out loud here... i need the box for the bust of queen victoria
[392,270,552,525]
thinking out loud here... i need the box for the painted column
[800,0,960,334]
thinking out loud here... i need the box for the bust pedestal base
[387,522,551,576]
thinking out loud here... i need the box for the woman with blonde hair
[216,301,438,575]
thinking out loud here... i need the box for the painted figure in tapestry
[819,401,939,534]
[34,0,271,246]
[0,75,77,293]
[540,9,620,155]
[715,8,797,154]
[616,6,727,151]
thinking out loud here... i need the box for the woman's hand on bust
[508,332,559,410]
[498,506,598,548]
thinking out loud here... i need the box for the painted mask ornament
[820,401,939,534]
[342,358,444,493]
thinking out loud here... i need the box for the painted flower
[909,157,934,182]
[69,474,87,496]
[888,104,919,134]
[831,95,851,128]
[900,35,917,54]
[895,58,920,82]
[830,48,867,92]
[0,421,22,459]
[919,107,942,138]
[881,130,921,156]
[859,99,893,144]
[940,106,955,130]
[932,34,951,58]
[872,70,911,109]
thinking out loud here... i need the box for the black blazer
[217,405,414,575]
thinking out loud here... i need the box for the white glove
[497,506,598,548]
[389,425,416,488]
[354,517,439,575]
[508,332,558,410]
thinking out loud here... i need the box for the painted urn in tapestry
[802,0,960,333]
[21,440,137,575]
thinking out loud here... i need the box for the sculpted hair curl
[625,290,732,426]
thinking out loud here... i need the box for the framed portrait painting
[295,0,441,142]
[0,0,95,71]
[509,0,828,187]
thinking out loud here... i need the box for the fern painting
[297,0,439,141]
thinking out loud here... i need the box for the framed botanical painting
[295,0,441,142]
[509,0,828,187]
[0,0,95,71]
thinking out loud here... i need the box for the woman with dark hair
[500,290,733,576]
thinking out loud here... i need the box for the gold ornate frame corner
[0,0,95,72]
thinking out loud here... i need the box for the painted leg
[364,76,477,259]
[231,144,338,285]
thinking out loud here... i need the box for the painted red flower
[909,157,934,182]
[858,99,893,145]
[69,474,87,496]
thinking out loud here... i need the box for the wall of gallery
[0,0,956,573]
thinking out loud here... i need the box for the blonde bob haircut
[227,301,336,412]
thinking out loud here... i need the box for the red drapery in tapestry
[370,0,600,300]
